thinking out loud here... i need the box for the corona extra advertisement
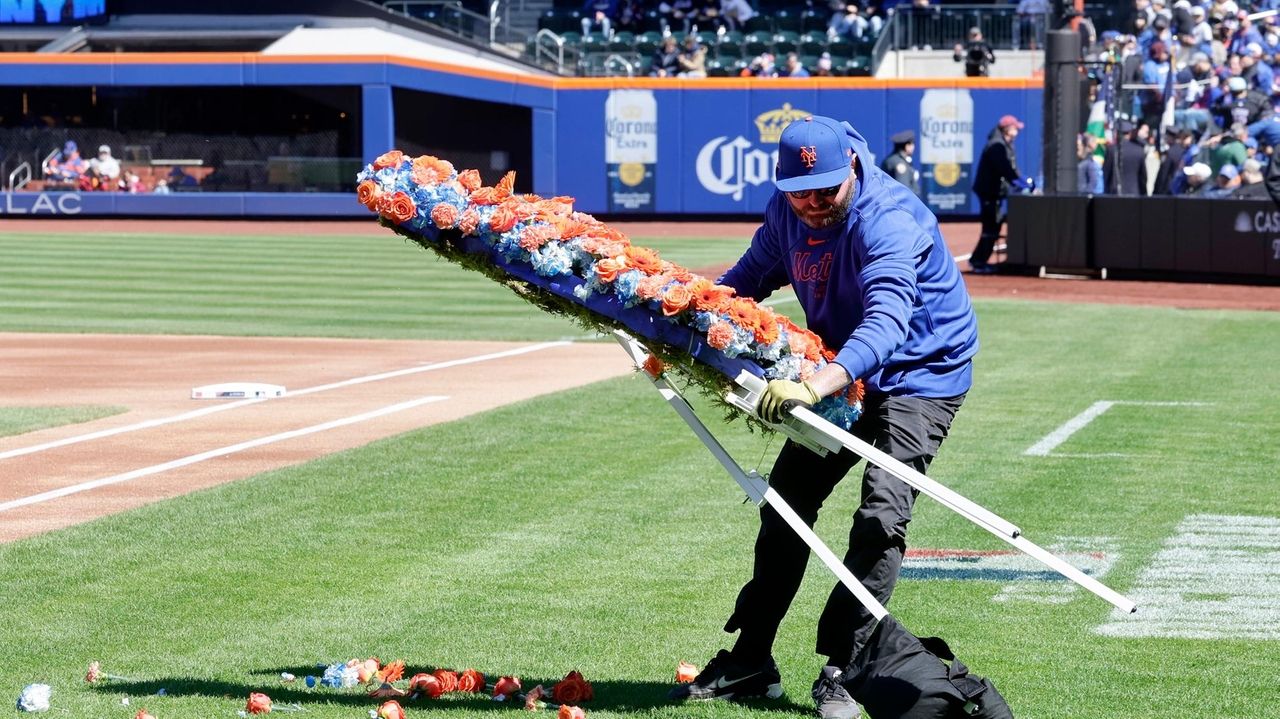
[695,102,813,205]
[919,89,975,213]
[605,89,657,212]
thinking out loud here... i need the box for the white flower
[17,684,51,712]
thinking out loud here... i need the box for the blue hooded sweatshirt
[719,122,978,398]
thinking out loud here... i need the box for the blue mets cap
[774,116,853,192]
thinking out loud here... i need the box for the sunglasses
[785,185,842,200]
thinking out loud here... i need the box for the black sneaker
[812,666,861,719]
[969,263,998,275]
[668,649,784,701]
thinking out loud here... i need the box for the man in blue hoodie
[670,116,979,719]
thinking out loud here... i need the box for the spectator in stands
[1170,0,1194,38]
[954,27,995,77]
[814,52,836,76]
[1175,52,1216,131]
[88,144,121,191]
[780,52,810,77]
[659,0,697,36]
[1078,134,1104,193]
[650,35,682,77]
[1234,157,1268,197]
[969,114,1025,273]
[743,51,778,77]
[1208,122,1249,174]
[123,171,145,194]
[1155,128,1194,194]
[1141,41,1172,129]
[581,0,616,37]
[166,166,199,190]
[1014,0,1049,51]
[1206,162,1243,196]
[1227,9,1263,57]
[1187,5,1213,53]
[882,130,922,197]
[1240,43,1274,93]
[43,140,86,186]
[1103,119,1150,196]
[1212,76,1279,147]
[719,0,756,32]
[828,3,872,41]
[1209,0,1238,25]
[152,178,172,195]
[677,34,708,77]
[1180,161,1213,194]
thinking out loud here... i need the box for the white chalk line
[0,340,571,462]
[952,242,1007,264]
[0,395,449,514]
[1024,400,1212,457]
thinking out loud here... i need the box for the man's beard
[802,191,853,229]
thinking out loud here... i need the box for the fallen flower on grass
[492,676,522,700]
[376,700,406,719]
[457,668,484,693]
[675,661,699,684]
[367,683,407,699]
[245,693,272,715]
[557,705,586,719]
[376,660,405,684]
[551,671,593,704]
[16,684,51,712]
[134,710,157,719]
[432,669,458,693]
[409,673,443,699]
[85,661,137,684]
[522,684,546,711]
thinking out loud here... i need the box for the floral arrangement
[356,151,864,429]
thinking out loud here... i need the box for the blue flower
[613,269,642,305]
[531,242,573,277]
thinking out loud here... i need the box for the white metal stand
[614,330,1136,615]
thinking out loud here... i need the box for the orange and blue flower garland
[356,151,862,428]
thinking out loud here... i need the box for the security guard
[881,130,922,198]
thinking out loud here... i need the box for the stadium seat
[716,37,743,59]
[743,16,773,34]
[827,36,855,60]
[706,58,729,77]
[609,31,635,53]
[582,31,610,52]
[800,30,827,56]
[744,30,773,57]
[844,56,872,77]
[635,31,663,56]
[696,30,719,48]
[638,10,667,34]
[799,54,820,73]
[800,9,828,33]
[726,57,750,76]
[773,30,800,54]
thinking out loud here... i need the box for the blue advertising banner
[554,85,1042,217]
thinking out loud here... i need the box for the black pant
[726,393,965,666]
[970,198,1002,267]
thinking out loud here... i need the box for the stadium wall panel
[1,55,1041,217]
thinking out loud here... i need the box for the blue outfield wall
[0,56,1041,218]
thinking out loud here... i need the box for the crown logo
[755,103,811,144]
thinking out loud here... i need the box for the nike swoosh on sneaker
[711,671,762,690]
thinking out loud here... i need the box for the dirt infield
[0,334,632,543]
[2,217,1277,545]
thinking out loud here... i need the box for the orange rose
[245,692,272,715]
[519,224,559,251]
[430,203,459,229]
[381,191,416,225]
[675,661,699,684]
[661,284,693,317]
[377,700,407,719]
[410,672,444,699]
[134,711,156,719]
[85,661,102,684]
[373,150,404,170]
[470,186,500,205]
[552,670,594,704]
[594,257,625,284]
[357,180,381,211]
[458,168,482,192]
[707,321,734,350]
[492,675,521,698]
[642,354,664,379]
[489,203,519,233]
[558,705,587,719]
[432,669,459,693]
[457,668,485,693]
[636,274,670,301]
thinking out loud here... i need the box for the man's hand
[758,379,820,423]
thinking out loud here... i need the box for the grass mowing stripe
[0,406,127,438]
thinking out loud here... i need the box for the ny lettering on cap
[774,116,853,192]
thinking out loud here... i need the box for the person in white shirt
[90,144,121,190]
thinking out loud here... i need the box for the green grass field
[0,405,125,438]
[1,230,1278,718]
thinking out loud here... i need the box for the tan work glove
[758,379,820,423]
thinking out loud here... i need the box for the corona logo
[754,103,811,144]
[695,136,779,201]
